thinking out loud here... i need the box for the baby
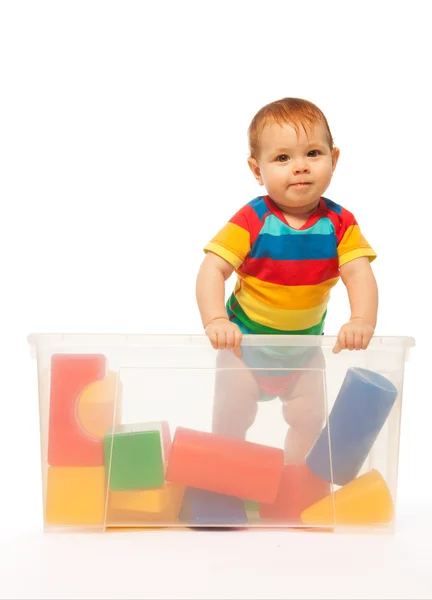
[196,97,378,463]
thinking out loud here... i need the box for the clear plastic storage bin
[27,334,414,533]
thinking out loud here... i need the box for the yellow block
[106,508,165,528]
[106,485,184,528]
[46,467,106,526]
[301,469,394,526]
[76,371,122,438]
[109,484,183,514]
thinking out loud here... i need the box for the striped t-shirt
[204,195,376,335]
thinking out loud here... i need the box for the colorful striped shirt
[204,195,376,335]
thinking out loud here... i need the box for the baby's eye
[307,149,321,157]
[276,154,289,162]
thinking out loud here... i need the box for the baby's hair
[248,97,334,159]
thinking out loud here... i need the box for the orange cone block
[300,469,394,526]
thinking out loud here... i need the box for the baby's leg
[212,349,260,440]
[280,367,326,464]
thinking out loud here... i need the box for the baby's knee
[282,397,325,431]
[212,393,258,438]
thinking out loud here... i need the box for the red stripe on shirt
[230,204,270,247]
[326,206,357,244]
[239,257,340,286]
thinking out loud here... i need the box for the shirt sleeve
[204,206,252,269]
[337,208,377,268]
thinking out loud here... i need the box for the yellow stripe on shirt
[204,222,250,268]
[238,273,339,310]
[204,242,244,269]
[339,247,377,268]
[338,224,377,267]
[235,287,330,331]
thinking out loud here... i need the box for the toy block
[306,368,397,485]
[76,370,122,438]
[106,508,173,528]
[108,482,182,513]
[106,485,184,527]
[48,354,121,466]
[106,508,157,528]
[179,487,248,526]
[104,421,171,491]
[244,499,260,523]
[166,427,284,504]
[45,466,105,526]
[260,464,330,521]
[244,499,260,512]
[300,469,394,526]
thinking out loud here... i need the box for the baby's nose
[293,160,310,174]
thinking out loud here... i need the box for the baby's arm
[196,252,242,356]
[333,256,378,354]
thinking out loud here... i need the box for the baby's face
[249,119,339,214]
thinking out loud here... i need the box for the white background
[1,1,431,599]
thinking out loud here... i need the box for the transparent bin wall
[28,334,414,533]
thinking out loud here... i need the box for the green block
[244,499,260,512]
[244,499,261,523]
[104,429,164,491]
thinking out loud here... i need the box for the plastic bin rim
[27,333,415,349]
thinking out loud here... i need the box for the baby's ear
[331,147,340,171]
[248,157,263,185]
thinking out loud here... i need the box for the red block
[48,354,107,466]
[260,463,331,520]
[166,427,284,504]
[161,421,172,464]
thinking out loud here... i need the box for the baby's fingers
[345,330,355,351]
[233,329,242,357]
[225,330,236,350]
[207,330,219,351]
[333,330,347,354]
[361,328,374,350]
[217,331,227,350]
[354,330,363,351]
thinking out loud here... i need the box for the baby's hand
[333,318,374,354]
[205,317,242,357]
